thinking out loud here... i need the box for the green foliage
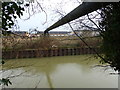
[0,78,12,86]
[1,2,24,86]
[2,2,24,30]
[100,3,120,71]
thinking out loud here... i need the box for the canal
[1,55,118,88]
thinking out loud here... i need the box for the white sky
[15,0,82,32]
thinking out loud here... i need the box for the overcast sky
[15,0,82,32]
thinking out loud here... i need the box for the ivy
[0,78,12,86]
[100,2,120,71]
[2,2,24,31]
[1,2,24,86]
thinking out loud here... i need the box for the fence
[2,48,99,59]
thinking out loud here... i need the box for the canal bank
[2,48,99,59]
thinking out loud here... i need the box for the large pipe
[44,2,110,34]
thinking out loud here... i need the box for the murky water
[1,55,118,88]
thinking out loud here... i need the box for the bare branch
[87,14,102,31]
[68,23,106,61]
[21,0,47,24]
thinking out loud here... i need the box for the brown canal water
[1,55,118,88]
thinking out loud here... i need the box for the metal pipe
[44,2,110,34]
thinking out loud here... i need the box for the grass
[2,35,102,51]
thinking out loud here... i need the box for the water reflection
[1,55,118,88]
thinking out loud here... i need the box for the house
[37,30,100,37]
[69,30,100,37]
[49,31,71,36]
[37,31,71,36]
[13,31,30,37]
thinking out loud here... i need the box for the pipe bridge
[44,1,111,35]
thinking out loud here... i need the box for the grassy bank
[2,35,102,51]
